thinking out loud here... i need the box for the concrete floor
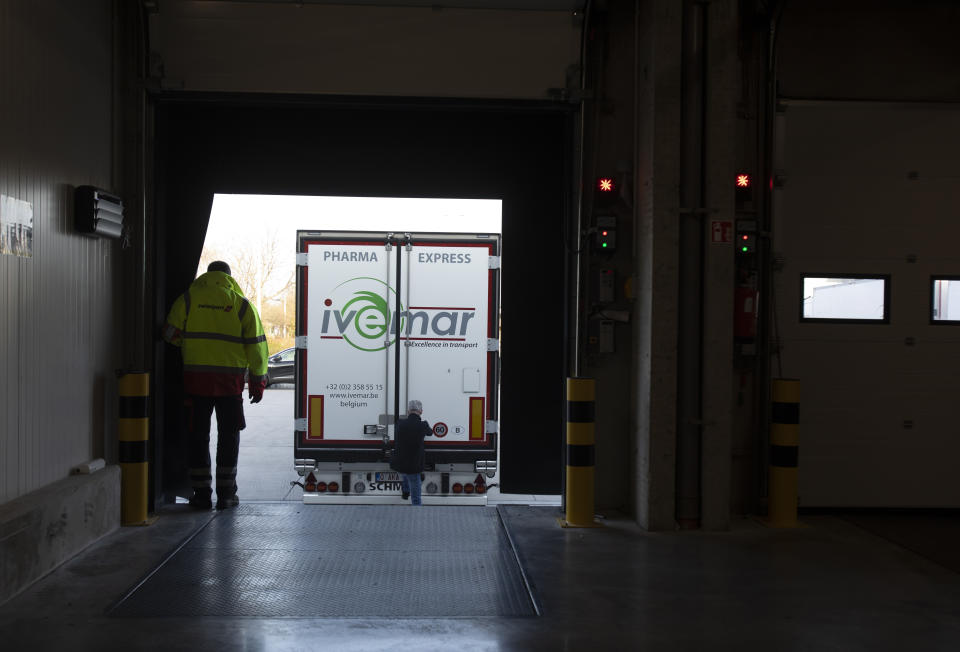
[2,503,959,651]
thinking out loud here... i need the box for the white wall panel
[151,0,580,99]
[778,0,960,103]
[773,102,960,507]
[0,0,119,504]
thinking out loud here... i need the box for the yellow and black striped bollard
[119,372,150,525]
[768,378,800,528]
[562,377,599,527]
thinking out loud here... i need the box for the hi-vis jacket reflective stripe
[163,271,269,396]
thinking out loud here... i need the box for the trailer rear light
[316,481,327,492]
[463,483,475,494]
[328,481,339,492]
[452,482,463,494]
[474,474,487,493]
[425,481,438,494]
[305,472,317,493]
[354,481,366,493]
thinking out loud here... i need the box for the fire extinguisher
[734,286,759,339]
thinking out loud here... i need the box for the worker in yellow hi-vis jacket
[163,260,269,510]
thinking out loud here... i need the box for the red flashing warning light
[736,174,751,188]
[597,177,615,192]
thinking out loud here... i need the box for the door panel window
[931,277,960,323]
[801,275,889,323]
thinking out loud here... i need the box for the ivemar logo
[320,277,477,352]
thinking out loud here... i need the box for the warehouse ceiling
[190,0,584,10]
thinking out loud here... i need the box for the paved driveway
[215,384,559,505]
[214,385,302,501]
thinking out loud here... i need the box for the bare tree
[198,229,296,351]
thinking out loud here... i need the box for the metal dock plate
[110,504,536,617]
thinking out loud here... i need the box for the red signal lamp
[597,177,615,192]
[735,173,754,208]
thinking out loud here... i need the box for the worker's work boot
[216,495,240,510]
[188,493,212,510]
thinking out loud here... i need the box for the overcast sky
[202,194,503,285]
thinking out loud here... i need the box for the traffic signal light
[738,233,755,253]
[595,176,618,208]
[595,215,616,251]
[598,228,616,250]
[736,172,753,207]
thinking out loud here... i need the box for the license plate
[375,472,400,482]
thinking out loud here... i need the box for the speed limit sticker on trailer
[433,422,448,438]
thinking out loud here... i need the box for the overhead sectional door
[773,102,960,507]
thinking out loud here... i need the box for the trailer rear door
[294,231,500,465]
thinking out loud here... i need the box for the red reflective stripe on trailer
[299,257,310,426]
[486,241,496,418]
[400,337,465,341]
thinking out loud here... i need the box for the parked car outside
[266,347,295,387]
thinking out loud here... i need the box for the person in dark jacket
[390,399,431,505]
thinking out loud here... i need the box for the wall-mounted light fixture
[75,186,123,239]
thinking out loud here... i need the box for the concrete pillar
[632,0,682,531]
[700,0,738,531]
[632,0,738,531]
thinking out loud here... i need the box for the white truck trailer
[293,231,500,504]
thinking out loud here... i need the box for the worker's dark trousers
[186,395,245,500]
